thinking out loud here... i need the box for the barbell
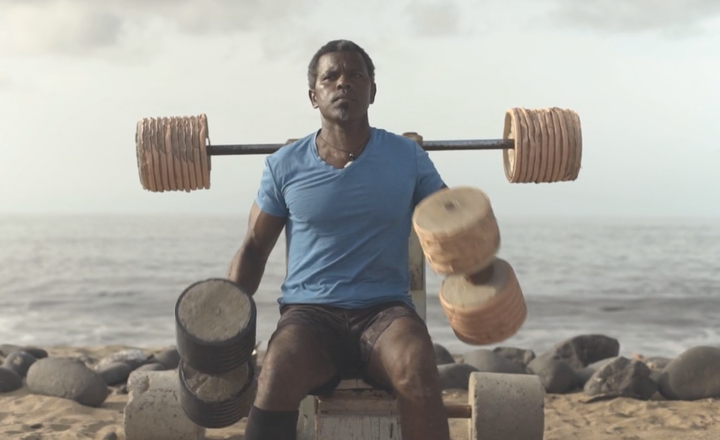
[134,107,582,192]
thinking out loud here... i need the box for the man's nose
[336,73,351,89]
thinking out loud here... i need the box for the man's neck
[318,117,371,149]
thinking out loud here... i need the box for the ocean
[0,215,718,359]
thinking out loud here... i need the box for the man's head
[307,40,377,124]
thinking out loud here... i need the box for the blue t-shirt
[255,127,446,309]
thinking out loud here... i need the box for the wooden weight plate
[536,109,550,183]
[542,109,557,182]
[439,258,527,345]
[517,108,536,184]
[175,117,189,192]
[161,117,178,191]
[150,118,168,192]
[570,110,583,180]
[198,114,210,190]
[148,119,163,192]
[136,119,156,191]
[561,109,576,182]
[502,109,520,183]
[412,187,500,275]
[188,116,200,191]
[551,108,569,183]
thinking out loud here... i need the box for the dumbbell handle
[445,403,472,419]
[207,139,514,156]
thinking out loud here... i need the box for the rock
[437,363,478,390]
[152,347,180,370]
[0,366,23,393]
[2,351,37,377]
[26,357,109,407]
[549,335,620,369]
[583,357,658,402]
[102,432,118,440]
[640,356,673,371]
[96,362,133,386]
[658,346,720,401]
[0,344,48,360]
[577,357,620,386]
[136,363,167,372]
[433,343,455,365]
[462,349,527,374]
[492,346,536,367]
[526,353,581,394]
[96,349,150,371]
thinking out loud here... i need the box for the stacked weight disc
[174,278,257,428]
[412,187,526,345]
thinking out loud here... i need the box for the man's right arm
[227,202,286,296]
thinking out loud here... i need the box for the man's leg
[245,306,346,440]
[362,312,451,440]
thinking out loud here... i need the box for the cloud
[0,71,15,90]
[405,0,463,37]
[545,0,720,35]
[0,0,316,57]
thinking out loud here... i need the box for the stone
[152,347,180,370]
[462,349,527,374]
[492,346,536,367]
[0,344,48,360]
[96,349,150,371]
[0,366,23,393]
[96,362,133,386]
[2,350,37,377]
[26,357,109,407]
[123,370,205,440]
[658,346,720,401]
[437,363,478,390]
[577,357,619,386]
[433,343,455,365]
[549,334,620,369]
[526,353,581,394]
[136,363,167,372]
[583,357,658,402]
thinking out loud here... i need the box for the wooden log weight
[133,108,582,192]
[439,258,527,345]
[411,186,500,276]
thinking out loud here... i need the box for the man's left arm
[413,145,447,207]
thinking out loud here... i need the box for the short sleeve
[413,144,446,206]
[255,156,289,217]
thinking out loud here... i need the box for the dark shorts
[266,299,427,396]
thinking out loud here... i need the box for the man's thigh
[259,305,350,401]
[357,303,436,389]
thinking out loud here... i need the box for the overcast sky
[1,0,718,218]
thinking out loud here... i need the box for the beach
[1,344,719,440]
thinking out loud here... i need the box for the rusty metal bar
[445,403,471,419]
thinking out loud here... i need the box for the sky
[0,0,719,218]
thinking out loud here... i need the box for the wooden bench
[295,231,427,440]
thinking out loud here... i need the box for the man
[227,39,450,440]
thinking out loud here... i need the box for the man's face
[309,51,376,123]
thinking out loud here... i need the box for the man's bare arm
[227,202,286,296]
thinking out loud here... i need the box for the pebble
[135,362,167,372]
[492,346,536,367]
[546,334,620,370]
[102,432,118,440]
[96,349,150,371]
[462,349,527,374]
[0,344,48,360]
[658,346,720,401]
[0,366,23,393]
[433,343,455,365]
[152,347,180,369]
[2,351,38,377]
[26,357,109,407]
[583,356,658,402]
[96,361,133,386]
[526,353,582,394]
[437,363,478,390]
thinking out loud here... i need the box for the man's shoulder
[265,131,316,169]
[372,127,421,151]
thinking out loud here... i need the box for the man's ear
[370,83,377,105]
[309,89,319,109]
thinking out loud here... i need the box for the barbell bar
[134,107,582,193]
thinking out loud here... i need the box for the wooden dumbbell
[412,186,526,345]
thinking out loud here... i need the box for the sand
[0,345,718,440]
